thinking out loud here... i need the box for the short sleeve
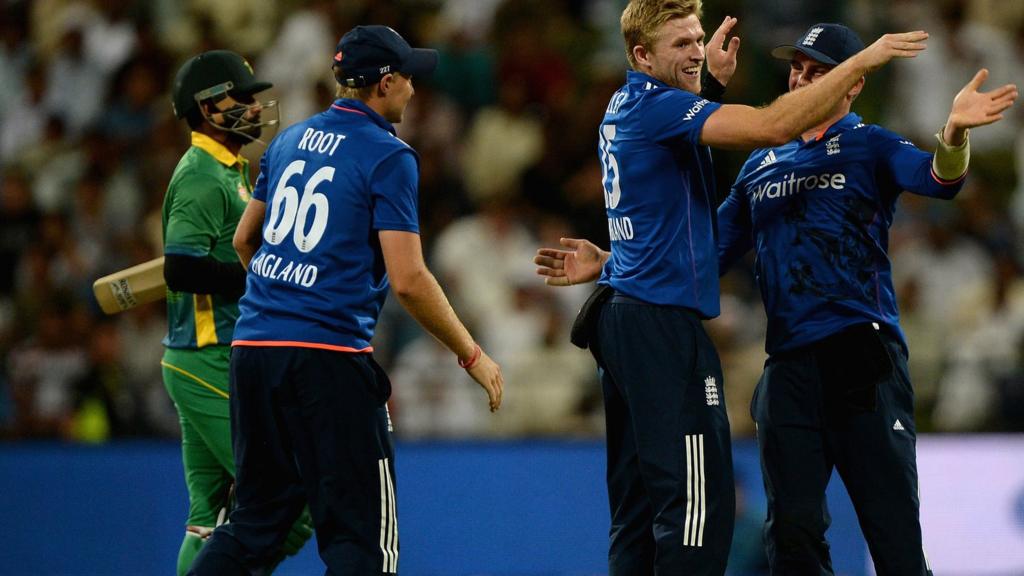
[252,152,270,203]
[164,173,227,257]
[638,88,722,145]
[370,149,420,233]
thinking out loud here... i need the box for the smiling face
[634,14,705,93]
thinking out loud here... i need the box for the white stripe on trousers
[683,434,706,547]
[378,458,399,573]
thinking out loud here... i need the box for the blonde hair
[335,84,374,100]
[621,0,703,69]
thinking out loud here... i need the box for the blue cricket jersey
[596,71,723,317]
[233,99,420,351]
[718,113,966,354]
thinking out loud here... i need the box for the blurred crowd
[1,0,1022,444]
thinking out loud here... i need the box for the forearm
[393,269,477,360]
[163,253,246,298]
[942,123,969,146]
[762,57,870,139]
[701,72,727,103]
[235,240,259,269]
[933,126,970,180]
[233,199,266,269]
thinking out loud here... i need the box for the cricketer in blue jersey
[716,24,1017,576]
[189,25,503,576]
[536,1,931,574]
[537,19,1016,576]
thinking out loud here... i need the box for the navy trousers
[596,295,735,576]
[752,325,932,576]
[188,346,398,576]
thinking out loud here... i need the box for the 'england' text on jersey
[608,216,634,241]
[749,171,846,205]
[249,252,319,288]
[297,128,346,156]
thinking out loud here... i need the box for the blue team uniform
[202,99,415,575]
[719,112,961,575]
[597,71,722,317]
[719,112,964,354]
[233,99,419,351]
[593,71,734,576]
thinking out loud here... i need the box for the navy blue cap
[771,23,865,66]
[332,25,438,88]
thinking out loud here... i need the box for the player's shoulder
[635,83,706,112]
[169,149,227,188]
[858,121,901,141]
[736,145,783,184]
[858,122,921,150]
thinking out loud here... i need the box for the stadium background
[0,0,1022,574]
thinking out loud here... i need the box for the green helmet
[171,50,273,119]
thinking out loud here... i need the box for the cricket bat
[92,257,167,314]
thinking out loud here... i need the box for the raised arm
[701,31,929,150]
[705,16,741,87]
[380,229,502,411]
[880,68,1018,199]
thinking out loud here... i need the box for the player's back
[234,99,418,352]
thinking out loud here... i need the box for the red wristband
[458,344,482,369]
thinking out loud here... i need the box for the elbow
[163,255,187,292]
[757,108,796,147]
[390,267,430,300]
[766,131,790,148]
[232,233,249,256]
[761,124,791,147]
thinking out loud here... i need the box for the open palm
[949,68,1018,130]
[534,238,606,287]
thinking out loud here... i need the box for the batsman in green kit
[161,50,312,575]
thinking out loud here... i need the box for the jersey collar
[626,70,670,90]
[330,98,397,135]
[810,112,862,142]
[190,132,246,167]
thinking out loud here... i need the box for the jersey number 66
[264,159,333,253]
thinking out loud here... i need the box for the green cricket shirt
[162,132,252,349]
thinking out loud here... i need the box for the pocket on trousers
[366,356,393,405]
[816,324,893,416]
[349,354,392,406]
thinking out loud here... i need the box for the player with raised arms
[534,1,931,574]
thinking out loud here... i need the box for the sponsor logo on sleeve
[683,98,711,121]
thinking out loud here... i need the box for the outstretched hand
[944,68,1018,144]
[534,238,607,287]
[706,16,741,87]
[856,30,929,73]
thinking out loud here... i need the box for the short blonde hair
[621,0,703,69]
[335,84,374,100]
